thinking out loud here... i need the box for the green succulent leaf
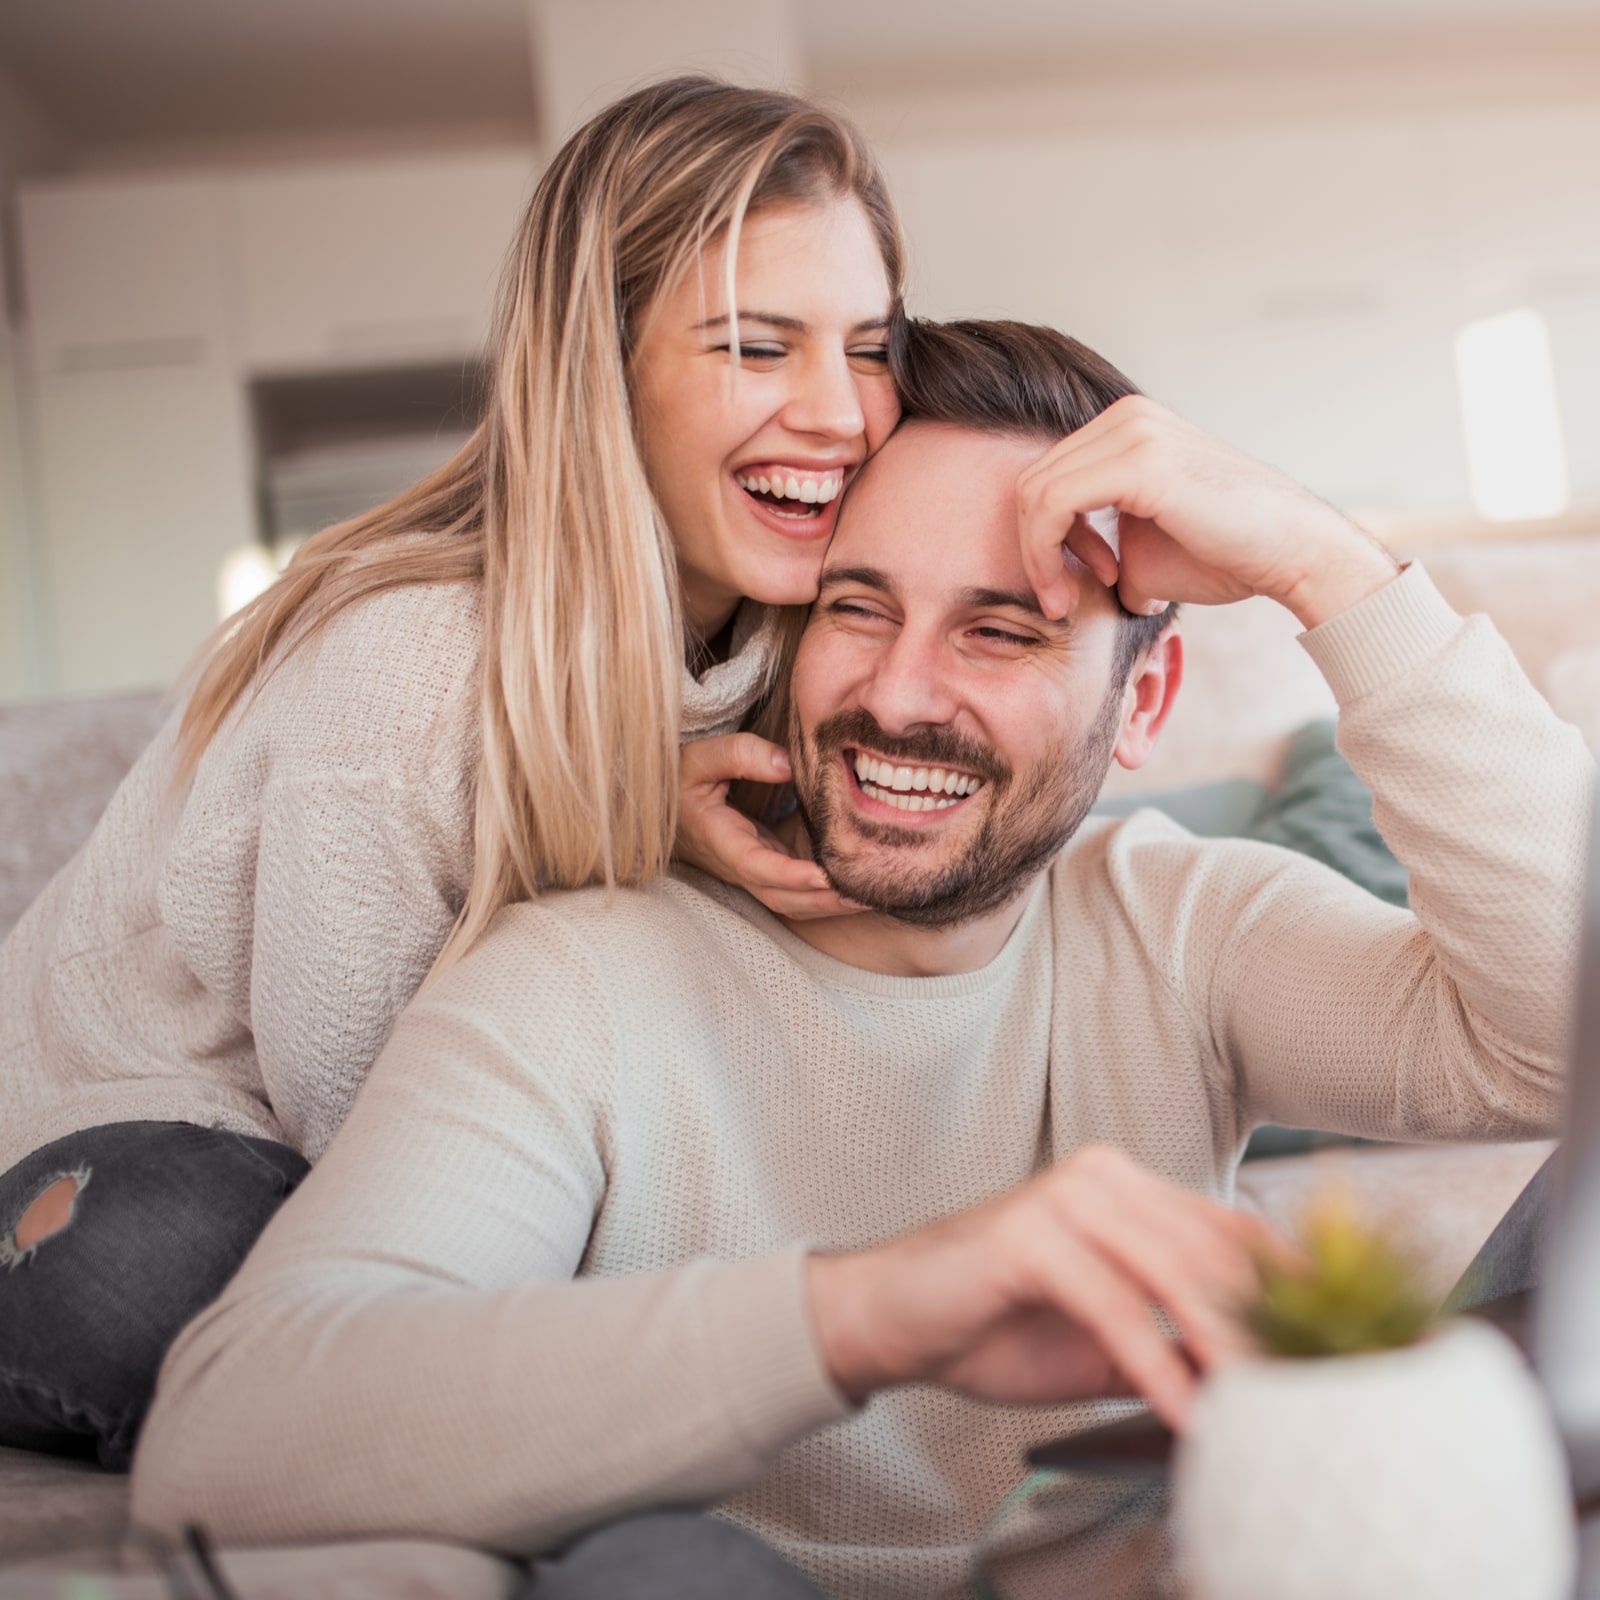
[1248,1186,1436,1359]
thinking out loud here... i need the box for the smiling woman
[0,75,905,1473]
[630,199,899,639]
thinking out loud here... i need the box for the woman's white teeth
[852,751,982,802]
[736,470,841,504]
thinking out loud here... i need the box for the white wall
[10,25,1600,700]
[0,62,66,703]
[842,74,1600,522]
[0,301,31,703]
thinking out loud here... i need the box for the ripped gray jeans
[0,1120,308,1469]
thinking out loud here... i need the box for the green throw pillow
[1246,720,1409,909]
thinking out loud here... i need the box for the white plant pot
[1174,1319,1577,1600]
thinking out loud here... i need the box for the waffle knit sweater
[132,566,1596,1599]
[0,581,779,1173]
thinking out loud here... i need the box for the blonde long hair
[175,76,904,970]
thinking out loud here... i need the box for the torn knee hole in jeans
[1,1165,91,1267]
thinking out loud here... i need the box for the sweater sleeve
[244,766,468,1158]
[129,913,847,1554]
[1204,563,1595,1140]
[156,583,482,1160]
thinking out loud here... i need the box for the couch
[0,535,1593,1595]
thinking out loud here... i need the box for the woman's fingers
[757,884,865,921]
[722,830,866,920]
[679,731,792,791]
[675,739,866,916]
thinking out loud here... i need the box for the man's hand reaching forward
[1016,395,1400,630]
[806,1146,1300,1432]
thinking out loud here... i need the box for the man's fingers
[1015,394,1168,493]
[1046,1159,1273,1370]
[1061,515,1121,590]
[1023,1233,1199,1432]
[680,732,793,789]
[1231,1206,1313,1282]
[1018,447,1155,618]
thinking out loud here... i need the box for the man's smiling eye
[828,599,890,622]
[971,624,1038,646]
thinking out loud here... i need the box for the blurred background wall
[0,0,1596,704]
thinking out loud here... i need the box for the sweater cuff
[702,1245,852,1464]
[1297,562,1464,706]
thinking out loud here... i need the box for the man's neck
[776,870,1038,978]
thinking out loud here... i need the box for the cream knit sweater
[0,581,779,1174]
[132,568,1596,1598]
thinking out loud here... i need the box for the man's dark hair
[889,317,1175,680]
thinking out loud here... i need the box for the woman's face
[631,195,900,639]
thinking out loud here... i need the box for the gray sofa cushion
[0,690,167,940]
[0,1444,129,1563]
[4,1537,521,1598]
[0,1449,519,1595]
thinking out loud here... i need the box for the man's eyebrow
[817,565,893,594]
[957,586,1064,625]
[818,573,1070,627]
[694,312,891,336]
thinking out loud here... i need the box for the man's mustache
[806,708,1009,788]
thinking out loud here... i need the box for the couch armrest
[1235,1140,1556,1305]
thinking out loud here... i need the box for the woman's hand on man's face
[676,734,865,921]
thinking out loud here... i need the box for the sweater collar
[681,601,780,739]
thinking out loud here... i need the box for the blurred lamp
[1455,308,1569,522]
[217,543,279,621]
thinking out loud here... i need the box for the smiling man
[785,418,1163,949]
[133,322,1595,1600]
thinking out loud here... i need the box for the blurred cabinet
[19,176,233,378]
[16,148,536,696]
[29,367,255,695]
[227,151,535,372]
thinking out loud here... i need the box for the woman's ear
[1112,623,1183,772]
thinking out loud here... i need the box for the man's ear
[1112,624,1183,772]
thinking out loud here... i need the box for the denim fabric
[523,1512,826,1599]
[0,1120,308,1469]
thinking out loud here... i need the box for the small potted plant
[1174,1187,1577,1600]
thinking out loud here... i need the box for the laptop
[1029,790,1600,1506]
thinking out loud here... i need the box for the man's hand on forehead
[1015,396,1400,632]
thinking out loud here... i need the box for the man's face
[788,420,1131,928]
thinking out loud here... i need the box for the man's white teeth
[852,751,982,799]
[735,470,841,504]
[860,784,961,811]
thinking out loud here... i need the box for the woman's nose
[782,350,867,442]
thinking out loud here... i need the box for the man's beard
[790,686,1125,930]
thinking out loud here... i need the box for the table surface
[976,1466,1600,1600]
